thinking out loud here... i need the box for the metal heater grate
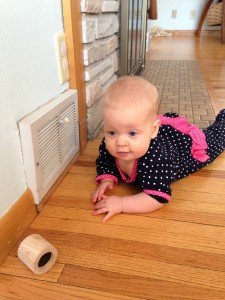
[19,89,79,204]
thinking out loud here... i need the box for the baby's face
[103,106,159,162]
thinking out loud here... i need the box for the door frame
[61,0,87,151]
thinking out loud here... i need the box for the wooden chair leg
[196,0,214,37]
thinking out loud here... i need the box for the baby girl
[92,76,225,222]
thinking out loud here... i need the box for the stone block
[99,52,118,85]
[102,74,117,94]
[81,0,102,13]
[106,34,118,55]
[102,1,119,12]
[100,67,115,86]
[85,78,102,107]
[82,15,96,43]
[83,35,118,66]
[83,41,107,66]
[88,121,103,140]
[110,50,118,73]
[96,14,119,39]
[84,55,111,81]
[87,98,103,136]
[83,40,105,66]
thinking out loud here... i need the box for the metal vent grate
[60,102,79,160]
[18,90,79,204]
[38,116,61,186]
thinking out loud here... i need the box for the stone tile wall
[81,0,119,139]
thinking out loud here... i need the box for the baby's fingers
[92,187,105,203]
[92,190,99,203]
[92,207,108,216]
[103,211,114,223]
[94,200,105,210]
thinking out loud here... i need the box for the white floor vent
[19,89,79,204]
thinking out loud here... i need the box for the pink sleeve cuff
[143,189,171,202]
[96,174,118,184]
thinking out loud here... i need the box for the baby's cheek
[135,139,150,156]
[105,140,115,155]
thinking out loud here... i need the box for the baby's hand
[93,195,123,222]
[92,180,114,203]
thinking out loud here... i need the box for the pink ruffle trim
[116,159,138,183]
[158,115,210,162]
[143,189,171,202]
[96,174,118,184]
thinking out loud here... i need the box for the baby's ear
[151,119,160,139]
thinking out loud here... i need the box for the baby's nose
[117,135,127,146]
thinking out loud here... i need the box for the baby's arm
[122,192,164,213]
[93,192,164,222]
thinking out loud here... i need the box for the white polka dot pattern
[96,110,225,203]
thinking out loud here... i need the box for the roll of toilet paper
[17,234,58,275]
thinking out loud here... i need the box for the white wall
[148,0,220,31]
[0,0,68,217]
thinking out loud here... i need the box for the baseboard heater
[18,89,79,204]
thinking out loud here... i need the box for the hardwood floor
[148,35,225,112]
[1,35,225,299]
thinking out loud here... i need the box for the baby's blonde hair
[103,76,159,119]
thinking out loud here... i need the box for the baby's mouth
[117,151,129,157]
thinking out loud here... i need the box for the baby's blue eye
[109,131,116,136]
[129,131,137,136]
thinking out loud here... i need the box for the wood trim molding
[170,30,220,36]
[0,189,37,266]
[62,0,87,151]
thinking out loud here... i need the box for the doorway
[119,0,148,75]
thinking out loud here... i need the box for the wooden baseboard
[170,30,220,36]
[0,189,37,266]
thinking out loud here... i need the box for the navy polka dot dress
[96,109,225,203]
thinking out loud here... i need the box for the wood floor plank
[69,165,96,175]
[81,142,99,156]
[192,169,225,178]
[41,197,225,227]
[57,248,225,291]
[48,195,93,210]
[172,189,225,204]
[8,231,221,289]
[50,182,224,208]
[156,202,225,226]
[218,151,225,158]
[59,264,225,300]
[76,153,98,163]
[51,172,96,197]
[0,274,138,300]
[196,157,225,171]
[30,214,225,255]
[51,180,141,205]
[0,255,64,283]
[172,175,225,194]
[10,228,225,273]
[49,182,225,214]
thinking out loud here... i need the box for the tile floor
[141,60,215,128]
